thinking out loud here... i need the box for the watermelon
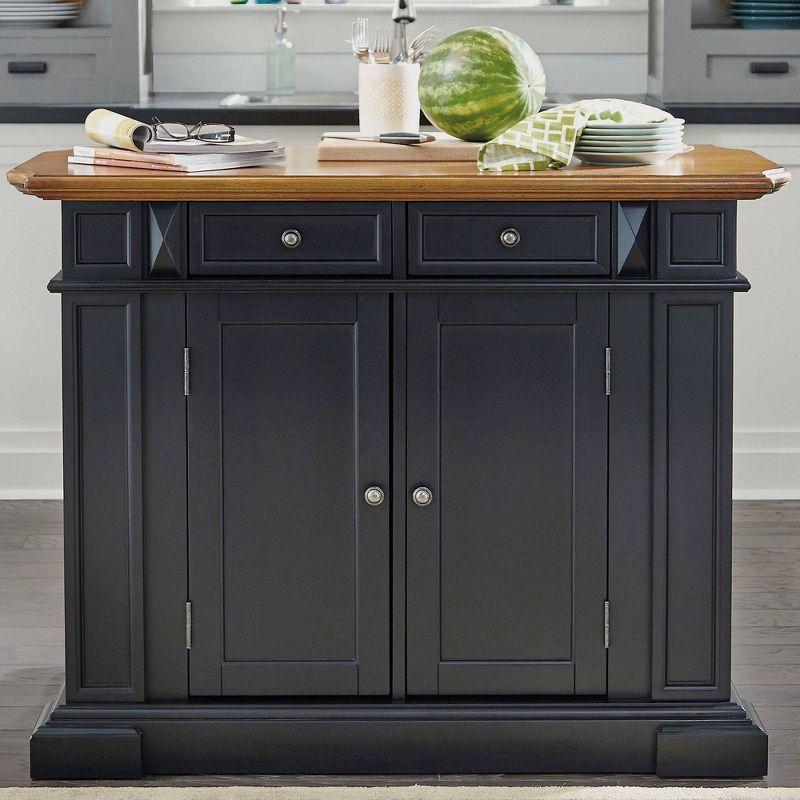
[418,27,546,142]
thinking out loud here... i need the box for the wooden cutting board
[317,133,482,162]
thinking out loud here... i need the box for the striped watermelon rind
[419,27,546,142]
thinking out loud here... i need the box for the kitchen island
[7,146,790,781]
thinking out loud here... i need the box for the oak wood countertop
[6,145,790,202]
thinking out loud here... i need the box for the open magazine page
[84,109,153,152]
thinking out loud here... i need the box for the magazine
[84,109,279,155]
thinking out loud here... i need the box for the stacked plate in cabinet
[0,0,83,28]
[574,118,691,166]
[730,0,800,29]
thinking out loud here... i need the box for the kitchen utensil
[351,18,371,64]
[374,27,391,65]
[358,62,420,135]
[317,132,479,161]
[408,24,440,62]
[323,131,435,145]
[390,0,416,63]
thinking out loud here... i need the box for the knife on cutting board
[322,132,436,145]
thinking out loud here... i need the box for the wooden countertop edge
[6,149,792,202]
[6,164,36,196]
[5,176,787,202]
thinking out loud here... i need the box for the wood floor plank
[738,684,800,704]
[733,592,800,610]
[0,668,63,686]
[734,577,800,592]
[0,706,41,731]
[0,684,60,707]
[0,645,64,667]
[0,501,61,525]
[0,630,63,647]
[0,562,62,579]
[733,664,800,684]
[766,730,800,754]
[733,610,800,627]
[733,627,800,644]
[733,644,800,664]
[750,705,800,729]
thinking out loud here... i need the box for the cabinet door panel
[188,292,390,697]
[407,292,608,697]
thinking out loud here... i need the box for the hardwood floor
[2,500,800,788]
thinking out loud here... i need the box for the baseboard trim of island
[29,689,767,780]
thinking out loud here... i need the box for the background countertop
[0,92,798,125]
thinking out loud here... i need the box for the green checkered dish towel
[477,98,676,172]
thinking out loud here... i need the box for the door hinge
[184,347,190,396]
[185,601,192,650]
[604,347,612,396]
[604,600,610,649]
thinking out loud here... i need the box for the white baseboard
[0,429,798,501]
[734,431,800,500]
[0,430,62,500]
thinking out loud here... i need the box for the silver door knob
[412,486,433,507]
[500,228,520,248]
[281,228,301,248]
[364,486,385,507]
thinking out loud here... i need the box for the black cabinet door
[187,292,390,697]
[406,293,609,696]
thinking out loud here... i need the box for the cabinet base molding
[30,688,767,780]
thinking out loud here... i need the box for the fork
[408,24,440,62]
[373,28,390,64]
[351,18,371,64]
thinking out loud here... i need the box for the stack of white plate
[730,0,800,29]
[574,118,692,166]
[0,0,83,28]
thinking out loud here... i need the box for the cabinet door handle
[364,486,385,507]
[750,61,790,75]
[500,227,521,248]
[281,228,301,248]
[412,486,433,507]
[8,61,48,74]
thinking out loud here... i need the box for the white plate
[583,119,685,132]
[0,8,81,13]
[575,145,694,166]
[575,139,683,153]
[578,134,684,145]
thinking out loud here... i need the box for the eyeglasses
[151,117,236,143]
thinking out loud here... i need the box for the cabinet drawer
[409,202,611,276]
[189,202,391,276]
[700,53,800,103]
[0,37,112,104]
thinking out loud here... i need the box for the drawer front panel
[0,38,111,104]
[189,202,391,276]
[657,202,736,281]
[409,202,611,276]
[703,54,800,103]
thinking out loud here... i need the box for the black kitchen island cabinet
[7,146,790,780]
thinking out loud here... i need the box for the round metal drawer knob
[412,486,433,507]
[281,228,302,249]
[364,486,385,507]
[500,228,521,248]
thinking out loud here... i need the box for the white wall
[152,1,649,96]
[1,121,799,499]
[683,126,800,500]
